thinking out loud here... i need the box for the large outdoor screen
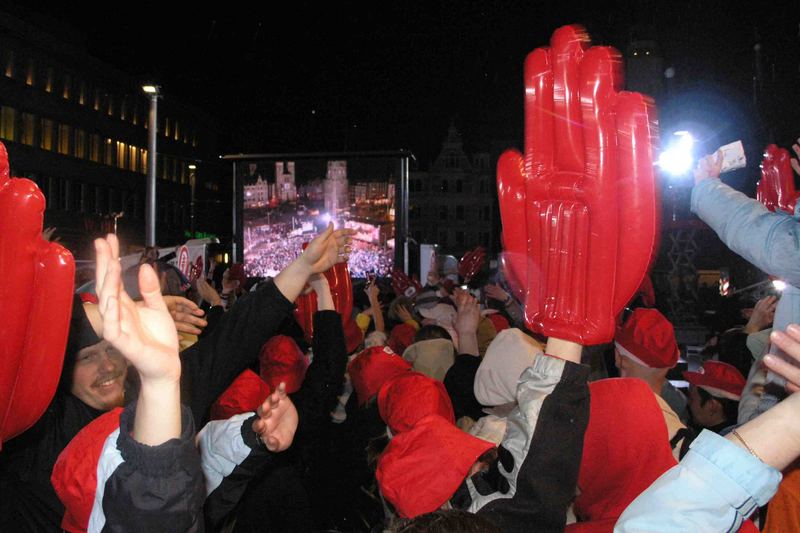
[238,156,401,279]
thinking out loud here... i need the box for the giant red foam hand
[0,142,75,448]
[757,144,799,217]
[497,25,660,345]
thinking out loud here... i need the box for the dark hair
[389,509,502,533]
[414,324,452,343]
[697,386,739,423]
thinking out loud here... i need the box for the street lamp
[142,84,161,246]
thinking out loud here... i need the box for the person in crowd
[483,282,525,329]
[387,296,421,354]
[0,223,353,532]
[613,308,693,457]
[683,360,746,435]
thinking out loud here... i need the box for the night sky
[8,1,799,170]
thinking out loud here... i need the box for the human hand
[95,234,180,384]
[744,295,777,334]
[365,280,380,302]
[764,324,800,393]
[41,226,59,242]
[252,383,298,452]
[300,223,355,274]
[395,304,414,324]
[454,289,480,334]
[194,277,222,308]
[161,294,209,334]
[484,283,510,303]
[693,151,723,186]
[496,25,659,345]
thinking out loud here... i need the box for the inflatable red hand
[496,25,660,344]
[458,247,485,284]
[757,145,799,216]
[0,142,75,447]
[391,268,422,299]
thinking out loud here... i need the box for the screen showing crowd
[241,157,397,279]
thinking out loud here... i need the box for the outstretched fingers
[765,325,800,393]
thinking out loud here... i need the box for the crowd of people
[5,23,800,533]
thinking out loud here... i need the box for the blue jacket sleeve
[614,430,782,532]
[690,179,800,286]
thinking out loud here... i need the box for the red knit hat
[210,369,271,421]
[388,322,417,355]
[52,407,123,533]
[378,372,455,435]
[614,308,679,369]
[683,360,746,401]
[570,379,676,532]
[376,414,494,518]
[259,335,308,394]
[348,345,411,406]
[344,318,364,355]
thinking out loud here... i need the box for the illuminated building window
[174,120,180,141]
[40,118,54,151]
[45,67,53,93]
[128,145,137,172]
[58,124,71,155]
[192,131,197,147]
[116,141,126,169]
[132,105,138,125]
[107,95,114,117]
[89,134,101,162]
[94,89,102,111]
[62,74,71,99]
[140,148,148,174]
[120,98,127,121]
[4,51,14,78]
[78,81,87,105]
[25,58,35,86]
[21,113,35,146]
[74,129,86,159]
[164,117,171,138]
[180,162,187,184]
[104,138,114,166]
[0,106,16,141]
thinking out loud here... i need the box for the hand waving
[300,223,355,274]
[95,234,180,384]
[252,383,298,452]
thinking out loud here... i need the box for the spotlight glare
[773,280,787,292]
[657,132,695,176]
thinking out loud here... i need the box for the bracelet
[730,428,764,463]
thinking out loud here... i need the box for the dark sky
[10,1,799,167]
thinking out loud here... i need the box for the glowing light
[773,280,787,292]
[142,85,159,94]
[657,131,695,176]
[320,212,332,224]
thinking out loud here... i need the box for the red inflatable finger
[391,268,422,299]
[0,142,74,447]
[458,247,486,284]
[497,25,660,345]
[758,145,799,217]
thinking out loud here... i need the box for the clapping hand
[252,383,299,452]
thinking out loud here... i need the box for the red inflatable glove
[293,247,355,343]
[0,142,75,448]
[458,247,486,284]
[391,268,422,299]
[496,25,660,345]
[757,144,799,217]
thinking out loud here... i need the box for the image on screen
[241,157,397,279]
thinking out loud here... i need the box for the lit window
[0,106,16,141]
[94,89,102,111]
[192,131,197,147]
[140,148,148,173]
[104,138,114,166]
[25,58,35,86]
[120,97,127,121]
[79,82,87,105]
[116,141,126,169]
[58,124,71,155]
[4,50,14,78]
[89,134,101,162]
[107,95,114,117]
[21,113,35,145]
[40,118,54,150]
[74,129,86,158]
[45,67,53,93]
[62,73,71,99]
[128,145,137,172]
[164,117,171,138]
[174,120,180,141]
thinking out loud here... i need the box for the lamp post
[142,84,160,247]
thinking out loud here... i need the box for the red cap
[376,414,494,518]
[683,361,746,401]
[486,313,510,333]
[259,335,308,394]
[388,322,417,355]
[614,308,679,369]
[210,370,271,420]
[573,379,676,528]
[378,372,455,435]
[344,318,364,355]
[52,407,124,533]
[348,345,411,406]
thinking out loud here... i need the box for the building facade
[408,125,498,258]
[0,12,220,256]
